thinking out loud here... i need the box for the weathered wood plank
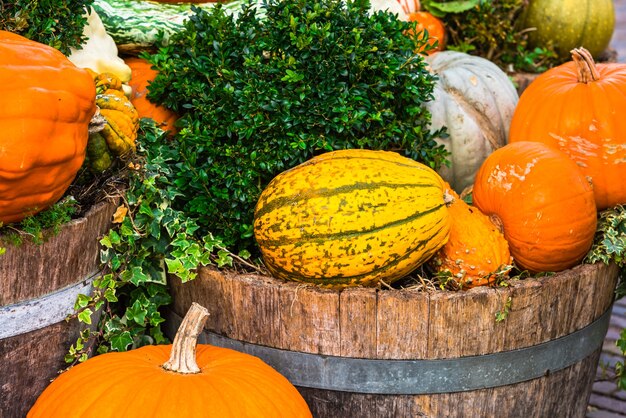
[274,278,342,356]
[376,289,429,360]
[0,322,83,418]
[427,285,510,358]
[339,287,378,358]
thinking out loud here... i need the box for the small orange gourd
[429,189,512,288]
[0,31,96,224]
[509,47,626,210]
[28,303,312,418]
[124,57,179,134]
[472,141,597,274]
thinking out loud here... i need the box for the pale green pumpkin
[522,0,615,60]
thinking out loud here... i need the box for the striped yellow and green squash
[253,149,452,288]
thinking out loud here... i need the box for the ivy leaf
[74,293,92,310]
[122,266,151,286]
[104,287,118,303]
[165,257,184,275]
[126,299,148,325]
[110,331,134,352]
[78,308,93,325]
[215,249,234,268]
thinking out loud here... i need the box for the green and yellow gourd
[254,149,452,288]
[87,71,139,172]
[522,0,615,60]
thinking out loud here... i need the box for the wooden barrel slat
[376,290,429,360]
[0,198,118,418]
[0,323,78,415]
[339,288,377,358]
[427,287,511,358]
[278,280,341,356]
[168,262,618,417]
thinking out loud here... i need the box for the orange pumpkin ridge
[509,47,626,210]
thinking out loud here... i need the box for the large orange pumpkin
[509,47,626,210]
[472,141,597,274]
[124,57,179,134]
[28,303,312,418]
[0,31,96,224]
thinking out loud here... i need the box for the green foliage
[495,296,512,323]
[145,0,447,254]
[66,119,234,362]
[424,0,481,16]
[0,196,78,247]
[585,204,626,298]
[422,0,559,73]
[0,0,93,54]
[585,204,626,390]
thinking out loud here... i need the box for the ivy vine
[65,120,236,363]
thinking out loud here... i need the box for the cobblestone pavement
[585,3,626,417]
[587,298,626,417]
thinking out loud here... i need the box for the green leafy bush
[145,0,447,254]
[0,0,92,54]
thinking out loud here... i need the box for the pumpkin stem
[162,302,209,374]
[571,47,601,83]
[443,189,456,206]
[489,214,505,235]
[88,107,106,134]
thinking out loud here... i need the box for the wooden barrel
[167,262,618,418]
[0,199,118,418]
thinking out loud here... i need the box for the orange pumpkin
[407,11,446,54]
[472,141,597,274]
[0,31,96,224]
[429,189,512,288]
[509,47,626,210]
[124,57,179,134]
[28,303,312,418]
